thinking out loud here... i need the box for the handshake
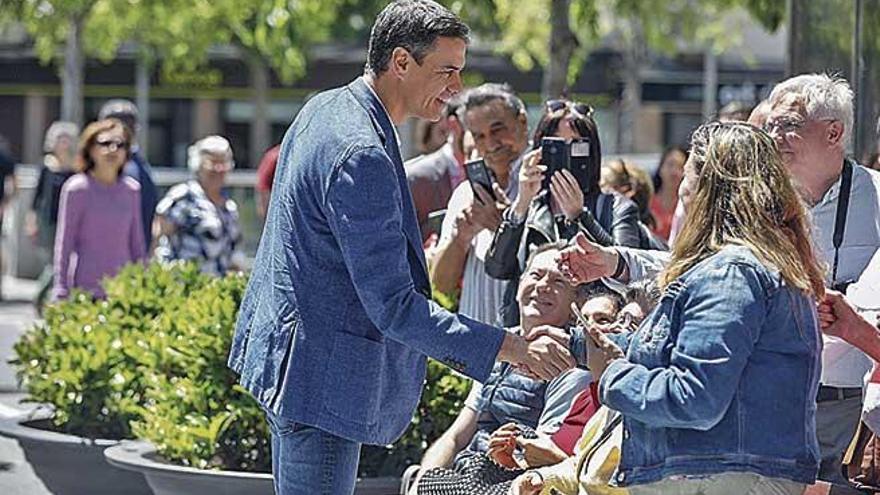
[497,327,575,381]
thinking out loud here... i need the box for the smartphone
[541,137,568,191]
[568,137,591,191]
[425,209,446,237]
[465,158,497,204]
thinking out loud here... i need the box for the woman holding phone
[485,99,644,326]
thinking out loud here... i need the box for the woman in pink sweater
[53,119,146,299]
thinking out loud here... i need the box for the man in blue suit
[227,1,574,494]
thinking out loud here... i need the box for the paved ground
[0,276,51,494]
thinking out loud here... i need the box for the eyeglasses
[762,117,806,136]
[546,99,593,118]
[94,139,129,152]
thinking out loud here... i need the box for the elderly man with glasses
[763,73,880,484]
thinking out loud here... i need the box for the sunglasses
[94,139,129,152]
[546,99,593,118]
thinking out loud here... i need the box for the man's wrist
[609,249,626,279]
[498,331,527,364]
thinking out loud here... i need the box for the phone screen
[568,137,591,191]
[425,209,446,237]
[465,159,497,204]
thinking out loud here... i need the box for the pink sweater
[53,173,146,299]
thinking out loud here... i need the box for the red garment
[256,145,281,193]
[649,195,676,241]
[550,382,600,455]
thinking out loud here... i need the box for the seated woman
[485,99,645,326]
[411,243,596,495]
[566,121,826,494]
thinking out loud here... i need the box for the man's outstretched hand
[557,232,620,284]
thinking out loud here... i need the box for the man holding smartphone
[227,2,573,494]
[432,83,530,325]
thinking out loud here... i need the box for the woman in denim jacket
[577,122,826,494]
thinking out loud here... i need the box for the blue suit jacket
[228,78,506,445]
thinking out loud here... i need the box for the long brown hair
[75,119,132,176]
[660,121,825,298]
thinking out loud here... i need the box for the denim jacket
[598,245,821,486]
[227,78,506,446]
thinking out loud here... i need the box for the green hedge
[12,262,470,476]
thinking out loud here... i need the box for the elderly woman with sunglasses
[153,135,244,276]
[485,99,645,326]
[53,119,146,299]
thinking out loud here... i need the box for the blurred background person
[485,98,644,326]
[406,94,468,243]
[255,143,280,222]
[53,119,146,300]
[649,146,686,242]
[0,134,16,300]
[600,158,665,250]
[413,116,450,156]
[27,121,78,311]
[154,135,244,276]
[717,100,752,122]
[98,99,157,251]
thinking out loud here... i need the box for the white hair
[43,121,79,153]
[768,73,854,147]
[187,135,234,172]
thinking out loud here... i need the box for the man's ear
[389,47,410,80]
[827,120,845,147]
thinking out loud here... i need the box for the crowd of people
[395,70,880,495]
[25,100,244,306]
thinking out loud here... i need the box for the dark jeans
[265,411,362,495]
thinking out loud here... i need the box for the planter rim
[0,414,121,447]
[104,440,274,480]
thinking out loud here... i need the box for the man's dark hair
[625,279,662,315]
[463,82,525,120]
[366,0,469,75]
[579,281,624,313]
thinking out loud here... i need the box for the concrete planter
[0,416,152,495]
[105,440,400,495]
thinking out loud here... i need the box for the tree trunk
[248,53,271,169]
[617,19,645,153]
[135,49,152,155]
[60,16,84,126]
[542,0,578,101]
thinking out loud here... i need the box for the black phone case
[465,159,497,203]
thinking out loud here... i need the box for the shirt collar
[361,76,400,146]
[814,159,853,209]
